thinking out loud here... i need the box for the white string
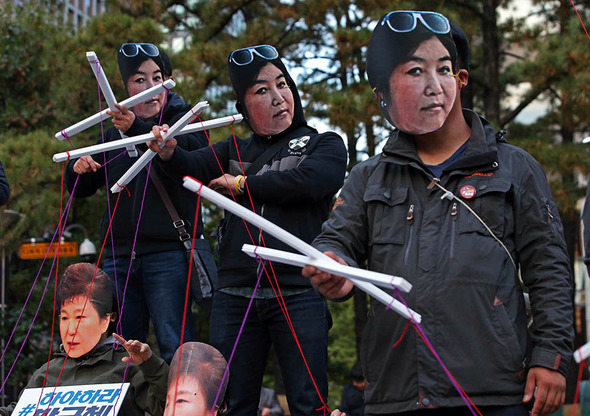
[432,181,517,271]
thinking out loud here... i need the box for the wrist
[234,175,246,194]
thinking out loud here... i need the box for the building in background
[11,0,105,31]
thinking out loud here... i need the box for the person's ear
[99,315,111,335]
[456,69,469,89]
[376,92,388,109]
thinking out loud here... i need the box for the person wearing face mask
[303,11,573,416]
[149,45,347,416]
[164,342,229,416]
[0,263,168,416]
[65,43,217,364]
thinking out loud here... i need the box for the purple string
[90,58,124,337]
[0,178,78,394]
[392,288,478,416]
[207,256,266,416]
[117,160,152,331]
[61,130,74,150]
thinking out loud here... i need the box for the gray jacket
[314,110,573,414]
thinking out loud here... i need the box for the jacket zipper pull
[407,204,414,225]
[546,204,553,224]
[451,202,458,220]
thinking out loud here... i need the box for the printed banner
[12,383,130,416]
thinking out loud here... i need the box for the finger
[523,372,536,404]
[114,103,128,114]
[531,387,546,416]
[113,333,126,344]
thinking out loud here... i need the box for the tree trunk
[481,0,501,125]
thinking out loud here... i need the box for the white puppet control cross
[182,176,422,323]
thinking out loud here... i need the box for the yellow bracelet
[234,175,243,194]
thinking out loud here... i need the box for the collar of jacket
[56,336,116,365]
[381,109,501,175]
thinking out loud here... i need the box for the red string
[410,321,483,416]
[572,360,587,416]
[194,117,330,413]
[43,188,127,412]
[571,0,590,41]
[392,319,410,348]
[35,163,67,414]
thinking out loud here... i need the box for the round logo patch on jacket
[460,185,476,199]
[289,136,310,151]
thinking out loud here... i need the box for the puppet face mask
[60,295,110,358]
[383,37,457,135]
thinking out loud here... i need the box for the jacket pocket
[364,186,409,245]
[457,177,512,239]
[490,302,526,370]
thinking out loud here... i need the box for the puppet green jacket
[0,337,168,416]
[313,110,573,414]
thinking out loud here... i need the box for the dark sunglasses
[382,11,451,35]
[119,43,160,58]
[229,45,279,66]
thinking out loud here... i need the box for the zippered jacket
[65,92,209,256]
[0,337,168,416]
[313,110,573,414]
[161,125,347,289]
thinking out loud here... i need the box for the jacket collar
[381,109,500,174]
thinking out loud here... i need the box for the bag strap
[245,126,310,176]
[148,167,193,250]
[137,148,193,250]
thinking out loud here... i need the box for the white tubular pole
[574,342,590,363]
[86,52,137,157]
[182,176,421,323]
[110,102,209,193]
[242,245,412,292]
[52,114,243,163]
[54,79,176,141]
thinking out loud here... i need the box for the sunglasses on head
[229,45,279,66]
[119,43,160,58]
[382,11,451,35]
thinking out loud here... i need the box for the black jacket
[0,160,9,206]
[65,92,209,256]
[161,125,347,289]
[314,110,573,413]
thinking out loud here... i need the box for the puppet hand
[113,333,153,364]
[302,251,354,300]
[73,155,102,174]
[148,125,177,161]
[330,410,346,416]
[107,103,135,133]
[523,366,565,416]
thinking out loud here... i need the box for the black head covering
[367,11,458,95]
[227,48,307,134]
[366,11,458,125]
[451,22,470,71]
[117,43,165,88]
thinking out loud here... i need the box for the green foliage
[0,3,62,132]
[4,0,590,408]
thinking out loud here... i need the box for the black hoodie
[161,56,348,288]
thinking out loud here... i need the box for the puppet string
[571,0,590,42]
[116,159,153,330]
[195,117,331,411]
[0,180,78,395]
[39,262,110,415]
[572,360,588,416]
[206,257,265,416]
[37,162,69,405]
[393,289,482,416]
